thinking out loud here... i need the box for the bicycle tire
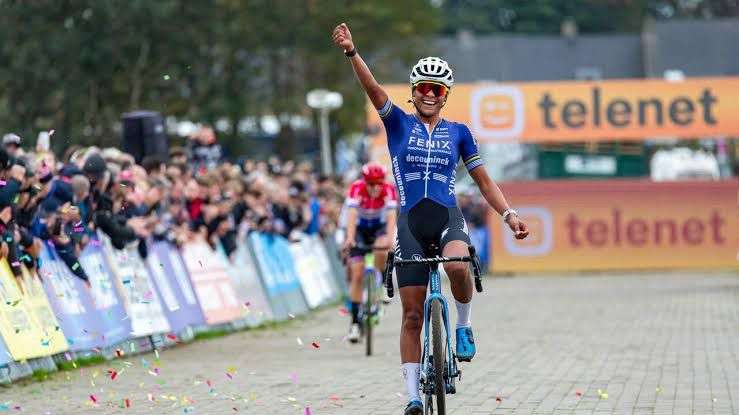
[365,270,373,356]
[431,300,446,414]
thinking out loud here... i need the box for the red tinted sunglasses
[414,82,448,97]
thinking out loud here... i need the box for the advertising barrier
[367,77,739,146]
[489,179,739,272]
[0,230,342,381]
[247,232,308,320]
[322,236,348,295]
[0,259,53,360]
[148,242,205,333]
[0,337,10,366]
[98,235,170,337]
[181,240,243,324]
[17,266,67,355]
[41,243,115,351]
[227,242,272,327]
[289,238,326,308]
[299,234,340,304]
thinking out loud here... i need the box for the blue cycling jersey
[378,99,484,213]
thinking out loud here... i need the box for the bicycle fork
[420,270,460,397]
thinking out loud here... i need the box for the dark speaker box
[121,111,168,163]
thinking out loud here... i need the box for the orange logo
[471,86,524,140]
[479,94,515,130]
[502,207,552,256]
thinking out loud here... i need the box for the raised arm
[332,23,388,110]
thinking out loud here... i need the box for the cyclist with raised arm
[342,162,398,343]
[333,23,529,414]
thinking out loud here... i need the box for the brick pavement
[1,271,736,414]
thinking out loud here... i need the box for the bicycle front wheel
[430,300,446,414]
[365,270,374,356]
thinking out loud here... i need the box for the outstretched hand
[332,22,354,52]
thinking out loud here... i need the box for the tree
[0,0,439,159]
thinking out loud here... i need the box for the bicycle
[383,244,483,415]
[347,241,387,356]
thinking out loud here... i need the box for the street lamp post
[307,89,343,175]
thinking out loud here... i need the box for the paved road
[1,271,737,414]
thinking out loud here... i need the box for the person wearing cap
[2,133,22,157]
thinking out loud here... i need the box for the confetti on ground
[305,407,312,415]
[575,390,582,397]
[89,394,97,403]
[288,313,295,319]
[311,342,320,349]
[290,373,298,384]
[296,337,303,346]
[496,396,502,403]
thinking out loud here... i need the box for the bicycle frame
[420,265,458,396]
[383,245,484,410]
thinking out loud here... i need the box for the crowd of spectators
[0,127,346,289]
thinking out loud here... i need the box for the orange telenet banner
[366,77,739,143]
[488,180,738,272]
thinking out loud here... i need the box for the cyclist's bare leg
[373,235,391,274]
[399,285,427,362]
[348,259,364,303]
[442,240,472,303]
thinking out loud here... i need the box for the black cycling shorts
[349,224,386,258]
[395,198,471,288]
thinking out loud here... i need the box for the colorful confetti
[311,342,320,349]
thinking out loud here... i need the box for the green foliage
[0,0,439,156]
[55,354,106,371]
[437,0,739,35]
[437,0,647,34]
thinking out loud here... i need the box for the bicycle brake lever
[468,245,483,292]
[384,254,395,298]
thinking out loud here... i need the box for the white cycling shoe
[382,290,392,304]
[347,323,361,343]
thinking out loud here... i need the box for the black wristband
[344,48,357,57]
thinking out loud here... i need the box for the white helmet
[410,57,454,88]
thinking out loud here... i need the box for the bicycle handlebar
[393,255,473,266]
[383,245,484,296]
